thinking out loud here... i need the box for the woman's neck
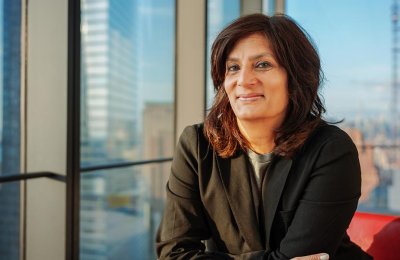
[237,119,278,154]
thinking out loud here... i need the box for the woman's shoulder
[179,123,206,142]
[313,123,354,143]
[300,123,357,156]
[178,123,211,154]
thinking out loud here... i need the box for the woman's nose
[237,67,256,87]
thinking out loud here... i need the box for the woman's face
[224,33,288,128]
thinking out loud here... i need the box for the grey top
[247,149,273,190]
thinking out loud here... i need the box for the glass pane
[80,162,171,260]
[80,0,175,167]
[0,0,21,258]
[80,0,175,259]
[206,0,240,109]
[287,0,400,214]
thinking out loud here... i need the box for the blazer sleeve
[268,131,363,259]
[155,125,267,259]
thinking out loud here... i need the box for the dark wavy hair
[204,13,326,158]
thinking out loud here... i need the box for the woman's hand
[291,253,329,260]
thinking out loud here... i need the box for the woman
[156,13,372,260]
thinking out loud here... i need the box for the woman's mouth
[237,94,264,101]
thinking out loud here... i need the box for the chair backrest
[347,211,400,260]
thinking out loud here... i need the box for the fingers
[290,253,329,260]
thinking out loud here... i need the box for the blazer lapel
[216,152,263,250]
[262,156,293,249]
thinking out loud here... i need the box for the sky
[286,0,393,121]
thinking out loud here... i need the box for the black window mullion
[66,0,81,259]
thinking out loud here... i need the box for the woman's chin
[235,113,264,122]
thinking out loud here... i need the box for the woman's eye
[227,64,240,72]
[256,61,271,69]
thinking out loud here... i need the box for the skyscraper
[80,0,139,259]
[81,0,138,167]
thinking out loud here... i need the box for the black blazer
[156,124,372,260]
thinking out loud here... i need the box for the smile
[237,94,264,101]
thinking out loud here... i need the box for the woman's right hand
[290,253,329,260]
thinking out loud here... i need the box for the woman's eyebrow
[226,52,275,63]
[250,52,274,60]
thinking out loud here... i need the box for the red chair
[347,211,400,260]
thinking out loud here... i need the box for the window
[80,0,175,259]
[287,0,400,214]
[0,0,22,259]
[206,0,240,109]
